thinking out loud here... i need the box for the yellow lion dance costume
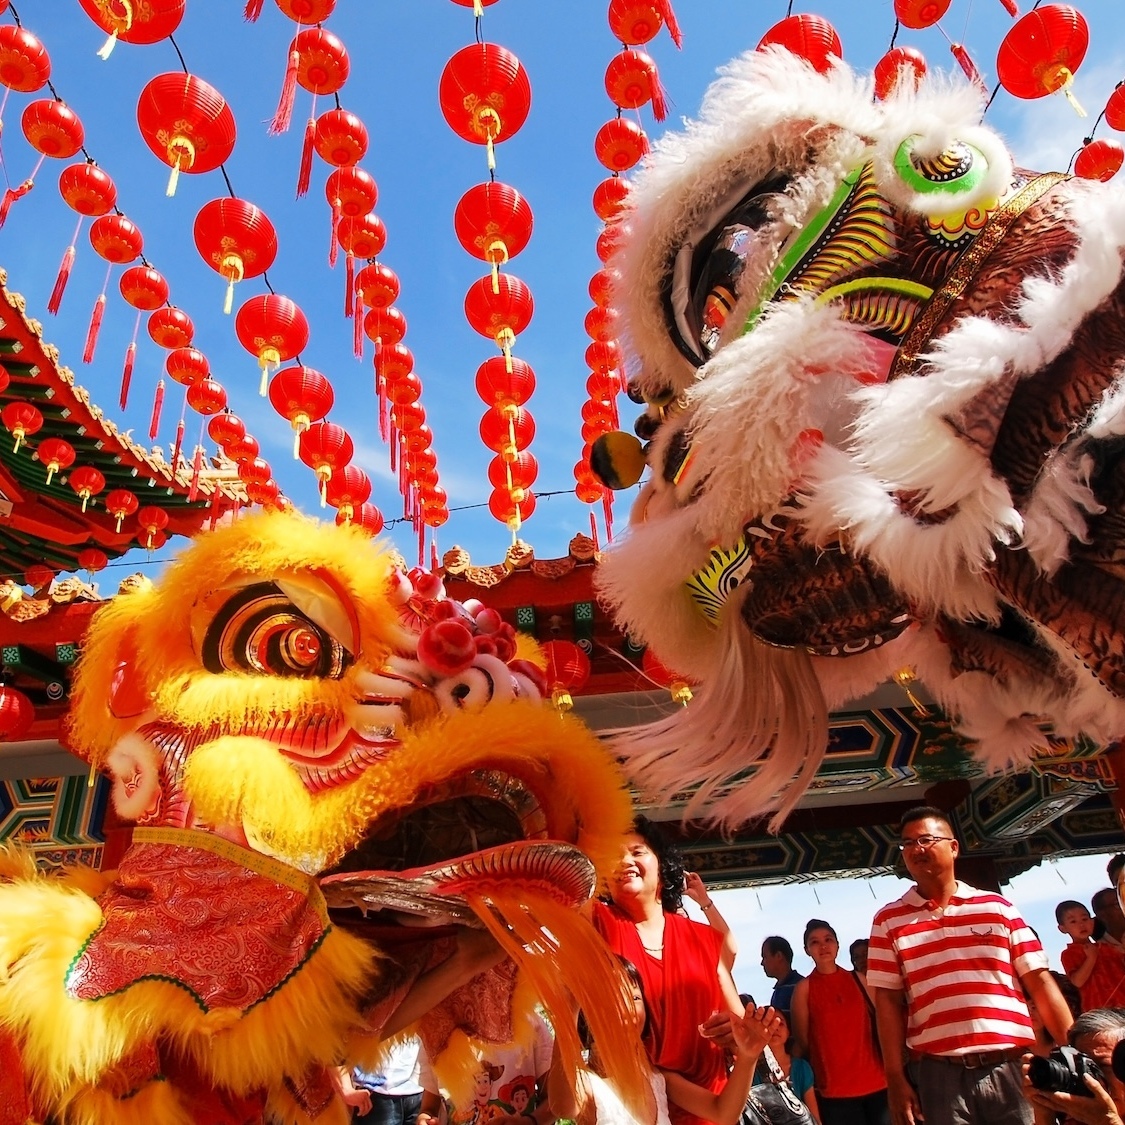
[0,512,644,1125]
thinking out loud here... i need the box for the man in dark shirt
[762,935,803,1021]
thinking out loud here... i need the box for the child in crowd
[549,958,781,1125]
[1058,898,1125,1011]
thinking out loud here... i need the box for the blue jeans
[355,1091,424,1125]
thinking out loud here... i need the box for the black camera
[1027,1046,1104,1098]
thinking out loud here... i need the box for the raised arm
[684,872,737,969]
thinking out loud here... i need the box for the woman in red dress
[791,919,888,1125]
[592,817,744,1125]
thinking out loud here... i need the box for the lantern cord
[785,0,794,17]
[167,34,190,76]
[887,20,899,52]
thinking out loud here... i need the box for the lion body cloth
[0,513,645,1125]
[597,48,1125,827]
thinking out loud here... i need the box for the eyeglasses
[897,834,953,852]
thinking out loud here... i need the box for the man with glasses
[867,805,1073,1125]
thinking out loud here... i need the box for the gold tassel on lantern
[892,666,929,716]
[165,135,196,198]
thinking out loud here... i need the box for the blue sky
[3,0,1124,571]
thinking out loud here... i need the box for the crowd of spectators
[341,818,1125,1125]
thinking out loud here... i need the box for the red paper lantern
[475,356,536,408]
[363,306,408,346]
[246,479,282,508]
[0,26,50,93]
[1106,85,1125,132]
[226,434,261,464]
[275,0,335,21]
[235,294,310,394]
[136,72,237,196]
[454,182,534,291]
[892,0,951,30]
[464,274,534,363]
[594,117,649,172]
[208,412,246,448]
[589,270,615,307]
[186,378,228,416]
[607,0,681,48]
[77,547,108,574]
[341,502,384,535]
[299,421,353,503]
[541,639,590,709]
[593,176,630,221]
[294,27,348,94]
[450,0,499,7]
[480,406,535,456]
[105,488,138,532]
[36,436,76,484]
[314,108,369,167]
[488,450,538,491]
[120,265,169,310]
[605,49,666,120]
[874,47,928,99]
[76,0,184,56]
[58,163,116,215]
[90,214,143,264]
[584,306,619,342]
[21,100,85,158]
[165,347,209,387]
[69,465,105,511]
[238,457,273,488]
[575,480,604,504]
[392,401,426,434]
[137,505,169,549]
[439,43,531,167]
[355,263,400,310]
[402,424,433,455]
[641,648,694,704]
[193,198,278,314]
[1074,138,1124,182]
[148,306,194,349]
[22,564,52,592]
[324,464,371,522]
[0,685,34,741]
[996,5,1089,101]
[376,343,414,384]
[325,166,378,217]
[585,339,622,376]
[269,365,334,454]
[386,370,422,407]
[757,15,843,74]
[337,211,387,259]
[488,486,536,529]
[2,402,43,451]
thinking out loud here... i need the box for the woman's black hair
[634,814,686,914]
[580,955,651,1055]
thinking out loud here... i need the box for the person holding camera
[1022,1008,1125,1125]
[868,806,1074,1125]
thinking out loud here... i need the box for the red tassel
[997,0,1019,13]
[172,418,186,469]
[389,425,397,473]
[590,511,600,551]
[83,293,106,364]
[650,62,669,121]
[656,0,683,48]
[270,49,300,135]
[430,539,439,572]
[345,252,355,318]
[47,244,76,315]
[950,44,987,93]
[376,364,389,443]
[296,118,315,197]
[209,476,223,529]
[0,180,31,231]
[189,445,203,502]
[119,342,136,409]
[418,523,424,569]
[328,198,341,267]
[149,378,165,441]
[243,0,264,19]
[603,489,615,542]
[353,297,364,359]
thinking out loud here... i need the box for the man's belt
[914,1047,1026,1069]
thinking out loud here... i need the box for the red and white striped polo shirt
[867,881,1046,1057]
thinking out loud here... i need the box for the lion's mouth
[319,769,594,925]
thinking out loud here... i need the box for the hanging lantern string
[3,4,283,508]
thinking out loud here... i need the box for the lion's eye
[203,582,350,679]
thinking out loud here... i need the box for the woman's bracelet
[701,899,714,911]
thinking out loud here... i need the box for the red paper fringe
[0,181,30,231]
[189,445,203,502]
[149,379,165,441]
[353,297,364,359]
[296,118,315,198]
[650,63,669,121]
[950,44,987,93]
[657,0,683,48]
[270,49,300,135]
[328,199,341,267]
[83,293,106,364]
[243,0,264,20]
[172,418,186,470]
[377,366,389,443]
[47,244,75,315]
[345,252,355,318]
[119,342,136,409]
